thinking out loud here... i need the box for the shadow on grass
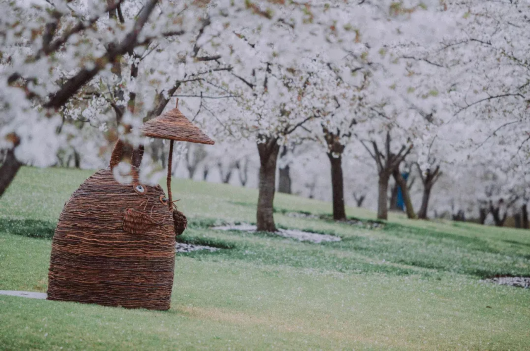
[0,218,56,239]
[177,235,235,250]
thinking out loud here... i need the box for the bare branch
[394,144,413,166]
[432,169,442,185]
[401,55,443,68]
[475,120,520,150]
[284,115,314,135]
[371,141,384,172]
[192,17,211,57]
[231,73,255,89]
[195,55,222,62]
[172,94,238,99]
[415,162,425,184]
[358,137,377,162]
[456,94,524,116]
[145,81,181,122]
[511,134,530,160]
[136,30,186,46]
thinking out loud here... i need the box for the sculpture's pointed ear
[110,140,136,170]
[110,140,124,170]
[132,145,144,168]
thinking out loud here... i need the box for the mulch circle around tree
[212,223,341,244]
[284,211,384,229]
[483,276,530,289]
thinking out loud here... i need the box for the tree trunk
[278,146,292,194]
[73,149,81,168]
[327,153,346,220]
[278,165,292,194]
[0,148,22,198]
[416,164,440,220]
[353,193,365,207]
[222,169,232,184]
[389,182,399,211]
[514,213,522,229]
[188,166,197,179]
[490,201,507,227]
[256,138,280,232]
[239,166,247,186]
[235,158,249,186]
[308,182,316,199]
[418,187,431,219]
[393,169,416,219]
[323,128,347,221]
[522,204,529,229]
[377,173,390,220]
[479,207,488,225]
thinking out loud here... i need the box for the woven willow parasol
[47,100,214,310]
[141,100,215,213]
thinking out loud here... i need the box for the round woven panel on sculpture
[47,168,176,310]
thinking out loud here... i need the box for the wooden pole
[166,99,179,210]
[167,140,174,210]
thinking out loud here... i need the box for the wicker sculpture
[47,100,214,310]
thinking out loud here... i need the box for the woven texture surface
[142,107,215,145]
[47,168,177,310]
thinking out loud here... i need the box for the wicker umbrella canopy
[142,107,215,145]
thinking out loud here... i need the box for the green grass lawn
[1,167,529,350]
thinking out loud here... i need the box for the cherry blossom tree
[0,0,311,198]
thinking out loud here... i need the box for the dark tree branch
[474,120,519,150]
[42,10,62,54]
[456,94,524,116]
[42,0,126,58]
[44,0,159,109]
[371,141,384,172]
[432,170,442,185]
[172,94,238,99]
[393,144,413,168]
[284,115,314,135]
[401,55,443,68]
[358,138,377,164]
[196,55,222,62]
[192,17,211,57]
[117,3,125,23]
[385,131,391,165]
[232,73,255,89]
[145,81,181,122]
[415,162,425,183]
[136,30,186,46]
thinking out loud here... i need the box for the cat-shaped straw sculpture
[47,101,214,310]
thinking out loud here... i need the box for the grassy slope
[0,167,529,350]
